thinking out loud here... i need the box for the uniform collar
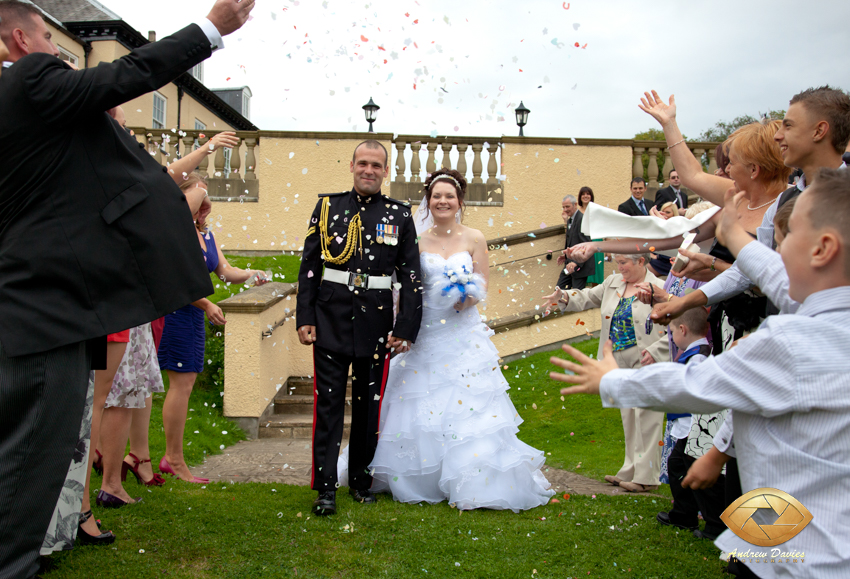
[354,189,381,204]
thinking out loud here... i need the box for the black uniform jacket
[0,25,215,357]
[296,189,423,358]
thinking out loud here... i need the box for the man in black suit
[556,195,595,289]
[654,170,689,215]
[617,177,650,216]
[0,1,253,576]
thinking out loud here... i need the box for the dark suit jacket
[0,25,215,357]
[654,186,689,210]
[617,197,648,217]
[565,210,595,279]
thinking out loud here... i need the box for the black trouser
[311,345,390,492]
[666,438,726,536]
[556,271,587,291]
[0,340,91,579]
[725,457,742,509]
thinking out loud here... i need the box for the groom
[297,140,422,515]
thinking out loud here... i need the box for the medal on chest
[376,224,399,246]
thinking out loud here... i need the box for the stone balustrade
[632,140,720,190]
[129,127,261,201]
[390,135,504,205]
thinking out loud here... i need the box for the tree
[698,110,785,142]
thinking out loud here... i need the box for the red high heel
[159,457,209,483]
[92,449,103,476]
[122,453,166,487]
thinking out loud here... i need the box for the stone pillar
[456,143,468,177]
[150,135,163,165]
[441,142,453,170]
[394,140,407,183]
[632,147,645,179]
[228,138,243,179]
[425,142,438,175]
[486,143,498,187]
[410,142,422,183]
[244,138,257,180]
[214,144,226,178]
[661,150,674,181]
[471,143,484,184]
[707,146,718,175]
[197,137,210,178]
[647,147,660,188]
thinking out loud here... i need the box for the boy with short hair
[656,306,728,541]
[552,168,850,579]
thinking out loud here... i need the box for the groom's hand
[207,0,256,37]
[297,325,316,345]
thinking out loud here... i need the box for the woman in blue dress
[157,173,268,482]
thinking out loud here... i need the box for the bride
[339,168,554,512]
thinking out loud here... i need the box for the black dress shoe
[656,511,698,531]
[312,491,336,516]
[693,528,720,541]
[349,488,377,504]
[77,510,116,546]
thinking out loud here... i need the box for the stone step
[282,377,352,397]
[274,394,352,415]
[258,414,351,439]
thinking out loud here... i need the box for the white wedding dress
[339,251,554,512]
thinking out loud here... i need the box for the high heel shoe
[122,453,166,486]
[159,457,209,484]
[92,449,103,476]
[77,510,115,546]
[95,489,142,509]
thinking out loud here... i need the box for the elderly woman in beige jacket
[543,253,670,492]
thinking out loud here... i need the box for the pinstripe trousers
[0,340,90,579]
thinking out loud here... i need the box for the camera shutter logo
[720,488,813,547]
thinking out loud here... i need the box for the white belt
[323,269,393,290]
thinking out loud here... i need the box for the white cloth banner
[580,202,719,240]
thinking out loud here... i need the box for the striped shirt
[599,286,850,578]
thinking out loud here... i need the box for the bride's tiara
[427,174,462,191]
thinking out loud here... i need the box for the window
[191,63,204,84]
[194,119,206,131]
[57,46,79,67]
[152,92,166,129]
[242,91,250,120]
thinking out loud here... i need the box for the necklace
[746,197,777,211]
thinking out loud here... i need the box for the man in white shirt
[551,169,850,578]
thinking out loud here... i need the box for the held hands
[386,333,412,354]
[205,303,226,325]
[567,242,596,264]
[549,340,620,396]
[207,0,256,37]
[638,90,677,128]
[634,281,669,305]
[297,325,316,345]
[206,131,239,153]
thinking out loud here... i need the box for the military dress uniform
[297,189,422,494]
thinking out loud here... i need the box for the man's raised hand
[549,340,620,396]
[207,0,256,37]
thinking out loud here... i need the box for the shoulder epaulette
[318,191,349,198]
[383,196,411,207]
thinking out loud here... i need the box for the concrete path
[194,438,663,498]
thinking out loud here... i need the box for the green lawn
[42,322,726,577]
[209,254,302,303]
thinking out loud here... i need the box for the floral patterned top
[609,296,638,352]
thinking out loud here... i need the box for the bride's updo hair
[422,168,467,220]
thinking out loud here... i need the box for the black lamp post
[515,101,530,137]
[363,97,380,133]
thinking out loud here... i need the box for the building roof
[32,0,121,22]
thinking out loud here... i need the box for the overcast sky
[104,0,850,140]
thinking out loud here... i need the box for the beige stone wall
[491,308,602,360]
[222,292,312,419]
[213,134,392,253]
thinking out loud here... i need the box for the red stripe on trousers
[310,346,318,489]
[376,352,391,432]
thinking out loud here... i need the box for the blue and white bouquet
[441,264,486,305]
